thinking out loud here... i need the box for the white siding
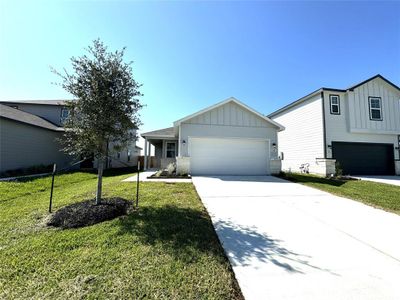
[184,101,270,128]
[109,143,140,168]
[178,101,279,160]
[107,130,141,168]
[347,77,400,134]
[323,81,400,160]
[272,94,325,172]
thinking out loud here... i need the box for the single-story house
[141,97,284,175]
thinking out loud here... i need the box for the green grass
[0,171,242,299]
[279,173,400,214]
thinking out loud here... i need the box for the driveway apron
[192,176,400,300]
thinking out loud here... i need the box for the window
[9,105,18,109]
[60,107,69,124]
[127,150,131,162]
[369,97,382,121]
[329,95,340,115]
[117,152,121,159]
[166,142,176,158]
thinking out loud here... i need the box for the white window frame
[368,97,382,121]
[329,95,340,115]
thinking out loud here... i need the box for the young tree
[53,39,143,204]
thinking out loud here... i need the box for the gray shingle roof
[141,127,175,138]
[268,74,400,118]
[0,104,64,131]
[0,100,69,106]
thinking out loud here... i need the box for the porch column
[147,140,151,168]
[144,138,148,171]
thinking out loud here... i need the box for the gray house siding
[3,103,65,126]
[0,118,73,173]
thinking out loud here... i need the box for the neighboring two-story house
[0,100,140,175]
[269,75,400,176]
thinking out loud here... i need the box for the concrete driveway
[354,175,400,187]
[192,176,400,300]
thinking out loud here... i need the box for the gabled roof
[173,97,285,131]
[268,88,324,118]
[346,74,400,91]
[0,104,64,131]
[141,127,175,138]
[268,74,400,118]
[0,100,68,106]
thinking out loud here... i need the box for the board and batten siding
[323,80,400,160]
[183,101,271,128]
[179,101,278,158]
[347,77,400,134]
[272,94,325,172]
[0,118,73,173]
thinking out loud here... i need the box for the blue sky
[1,0,399,134]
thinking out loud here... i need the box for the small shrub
[278,171,287,178]
[335,162,343,177]
[166,163,176,175]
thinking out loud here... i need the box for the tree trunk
[96,157,104,205]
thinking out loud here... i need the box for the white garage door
[189,137,270,175]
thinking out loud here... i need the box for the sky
[1,0,399,138]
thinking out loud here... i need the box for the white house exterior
[141,97,284,175]
[269,75,400,176]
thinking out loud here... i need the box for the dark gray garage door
[332,142,395,175]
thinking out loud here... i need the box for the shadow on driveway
[215,219,338,276]
[195,175,288,183]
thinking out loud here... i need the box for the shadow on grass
[80,167,138,177]
[116,205,337,275]
[279,173,346,187]
[116,205,227,263]
[215,219,338,275]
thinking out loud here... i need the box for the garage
[189,137,270,175]
[332,141,395,175]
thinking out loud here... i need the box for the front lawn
[0,171,242,299]
[278,173,400,215]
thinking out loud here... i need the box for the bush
[335,162,343,177]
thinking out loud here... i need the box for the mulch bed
[148,170,191,179]
[148,175,192,179]
[47,197,132,229]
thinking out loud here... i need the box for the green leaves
[53,39,143,158]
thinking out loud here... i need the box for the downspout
[321,91,327,158]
